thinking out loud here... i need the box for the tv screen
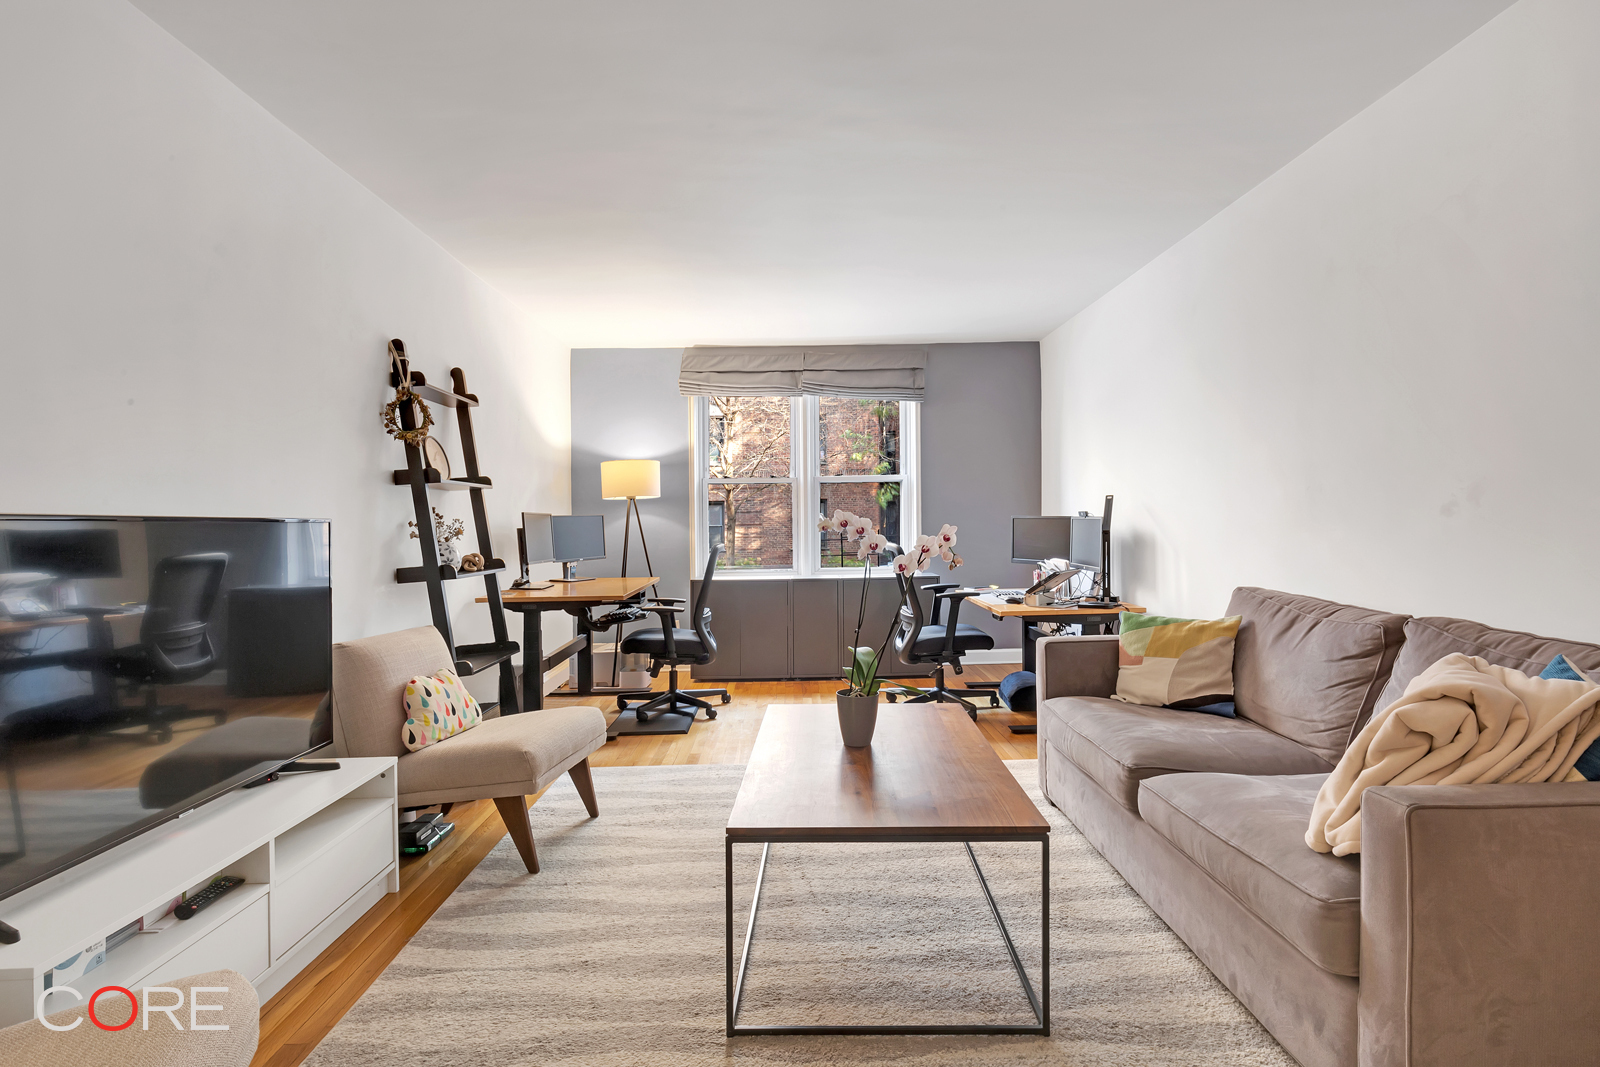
[0,516,331,904]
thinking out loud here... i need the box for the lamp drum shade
[601,459,662,500]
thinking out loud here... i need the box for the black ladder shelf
[389,340,519,712]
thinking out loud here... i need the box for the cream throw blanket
[1306,653,1600,856]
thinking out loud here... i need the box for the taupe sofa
[1037,587,1600,1067]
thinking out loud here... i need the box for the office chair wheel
[707,709,717,720]
[720,693,731,704]
[885,692,898,703]
[616,696,629,711]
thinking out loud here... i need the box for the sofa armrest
[1035,635,1120,700]
[1359,782,1600,1067]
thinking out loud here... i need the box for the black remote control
[175,876,244,919]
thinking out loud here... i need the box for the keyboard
[988,590,1026,599]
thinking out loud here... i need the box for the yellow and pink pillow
[401,668,483,751]
[1113,612,1242,710]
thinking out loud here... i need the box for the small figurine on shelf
[459,552,485,572]
[409,507,466,569]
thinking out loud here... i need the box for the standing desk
[964,596,1146,734]
[964,596,1145,673]
[479,577,657,711]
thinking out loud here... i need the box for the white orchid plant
[819,510,963,696]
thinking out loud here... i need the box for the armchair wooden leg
[439,802,454,816]
[493,796,539,874]
[568,758,599,818]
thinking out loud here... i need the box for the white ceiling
[132,0,1513,347]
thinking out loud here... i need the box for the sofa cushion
[396,705,607,804]
[1040,695,1333,813]
[1376,617,1600,715]
[1139,772,1361,977]
[1227,587,1410,765]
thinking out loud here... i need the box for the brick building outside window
[695,395,920,575]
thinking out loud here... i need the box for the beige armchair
[332,626,607,873]
[0,969,257,1066]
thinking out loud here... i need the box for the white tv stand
[0,757,397,1026]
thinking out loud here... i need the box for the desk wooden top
[0,608,142,636]
[0,615,88,636]
[479,576,657,606]
[726,704,1050,841]
[966,595,1146,619]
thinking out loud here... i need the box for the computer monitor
[1073,494,1116,605]
[1068,515,1102,572]
[5,529,121,578]
[1011,516,1073,565]
[515,512,554,586]
[549,515,606,582]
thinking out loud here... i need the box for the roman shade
[679,345,927,401]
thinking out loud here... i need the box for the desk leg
[85,612,118,716]
[521,608,544,712]
[574,608,595,694]
[1022,621,1039,675]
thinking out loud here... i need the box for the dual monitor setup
[514,512,606,585]
[1010,494,1116,606]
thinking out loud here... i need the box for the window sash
[693,395,918,576]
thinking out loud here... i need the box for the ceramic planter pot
[836,689,879,748]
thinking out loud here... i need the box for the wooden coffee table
[724,703,1051,1036]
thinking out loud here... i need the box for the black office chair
[616,544,731,729]
[884,576,1003,721]
[72,552,230,744]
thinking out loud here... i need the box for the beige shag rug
[306,761,1293,1066]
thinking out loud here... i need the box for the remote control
[175,876,244,919]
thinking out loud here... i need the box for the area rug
[305,761,1293,1066]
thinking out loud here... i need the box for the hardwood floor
[249,665,1031,1067]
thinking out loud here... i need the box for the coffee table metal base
[724,834,1050,1037]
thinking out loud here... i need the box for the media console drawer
[272,802,394,958]
[142,892,271,988]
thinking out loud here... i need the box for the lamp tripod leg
[620,498,633,580]
[637,502,656,599]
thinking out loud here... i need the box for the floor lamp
[601,459,661,593]
[601,460,661,688]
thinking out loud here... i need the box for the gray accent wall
[571,342,1041,663]
[569,349,692,602]
[922,342,1042,648]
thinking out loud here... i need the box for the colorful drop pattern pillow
[401,668,483,752]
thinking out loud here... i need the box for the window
[694,395,920,575]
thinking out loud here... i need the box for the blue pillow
[1541,655,1600,781]
[1179,700,1236,718]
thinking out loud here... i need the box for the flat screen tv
[0,515,331,907]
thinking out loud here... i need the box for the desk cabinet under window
[688,576,936,681]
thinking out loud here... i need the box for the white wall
[1041,0,1600,641]
[0,0,572,672]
